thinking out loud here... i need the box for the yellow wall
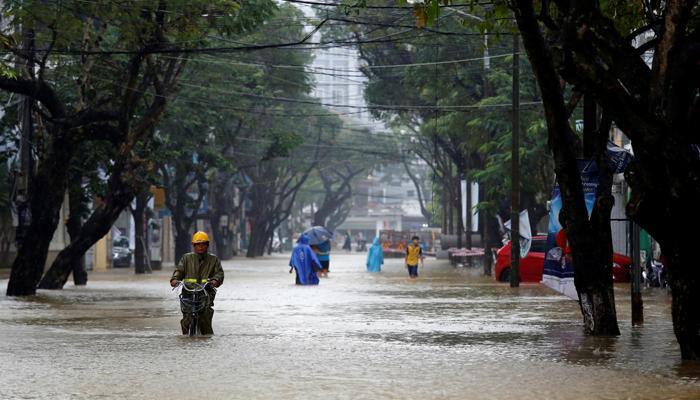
[93,230,112,272]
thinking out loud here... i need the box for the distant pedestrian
[342,233,352,252]
[357,232,367,252]
[366,237,384,273]
[406,235,423,279]
[289,234,322,285]
[311,239,331,277]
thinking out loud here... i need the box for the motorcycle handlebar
[172,280,217,293]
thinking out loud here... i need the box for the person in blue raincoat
[289,234,322,285]
[366,237,384,272]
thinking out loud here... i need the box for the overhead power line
[280,0,496,10]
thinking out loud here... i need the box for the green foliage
[0,0,277,181]
[1,0,276,132]
[152,4,333,211]
[326,1,552,217]
[598,0,647,34]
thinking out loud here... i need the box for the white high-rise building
[298,5,384,131]
[297,5,429,237]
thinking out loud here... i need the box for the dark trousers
[180,292,216,335]
[407,265,418,277]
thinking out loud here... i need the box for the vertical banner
[149,219,163,263]
[504,210,532,258]
[541,161,599,300]
[461,179,467,232]
[471,182,479,232]
[461,180,480,233]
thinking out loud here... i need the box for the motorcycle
[643,260,667,288]
[173,281,216,336]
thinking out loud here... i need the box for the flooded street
[1,254,699,400]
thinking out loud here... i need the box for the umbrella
[302,226,334,245]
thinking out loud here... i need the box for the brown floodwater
[1,254,699,399]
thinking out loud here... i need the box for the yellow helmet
[192,231,210,244]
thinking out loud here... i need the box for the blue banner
[541,160,599,299]
[606,141,633,174]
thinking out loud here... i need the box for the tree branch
[402,157,432,221]
[0,77,65,118]
[650,0,693,110]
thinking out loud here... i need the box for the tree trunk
[38,168,135,289]
[572,104,620,334]
[164,166,204,264]
[508,0,698,358]
[242,160,316,258]
[441,188,447,235]
[513,1,619,335]
[245,184,276,258]
[326,203,352,232]
[312,210,328,227]
[447,178,455,235]
[402,160,433,222]
[572,224,619,335]
[66,177,88,285]
[210,211,235,261]
[207,172,235,260]
[626,150,700,358]
[267,233,274,255]
[312,170,359,229]
[132,190,148,274]
[314,198,353,230]
[174,218,192,264]
[209,214,221,255]
[665,243,700,359]
[246,221,269,258]
[7,133,73,296]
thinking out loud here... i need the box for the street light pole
[510,33,521,288]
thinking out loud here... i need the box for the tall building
[298,6,430,238]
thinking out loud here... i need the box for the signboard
[150,186,166,209]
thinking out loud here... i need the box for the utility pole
[458,172,464,249]
[510,33,521,288]
[630,221,643,325]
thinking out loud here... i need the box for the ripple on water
[0,255,699,399]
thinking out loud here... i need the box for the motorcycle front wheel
[188,313,198,336]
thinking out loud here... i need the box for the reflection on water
[1,255,698,399]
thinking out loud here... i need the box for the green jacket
[171,253,224,285]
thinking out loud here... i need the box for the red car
[495,235,633,283]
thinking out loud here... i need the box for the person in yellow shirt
[405,236,423,279]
